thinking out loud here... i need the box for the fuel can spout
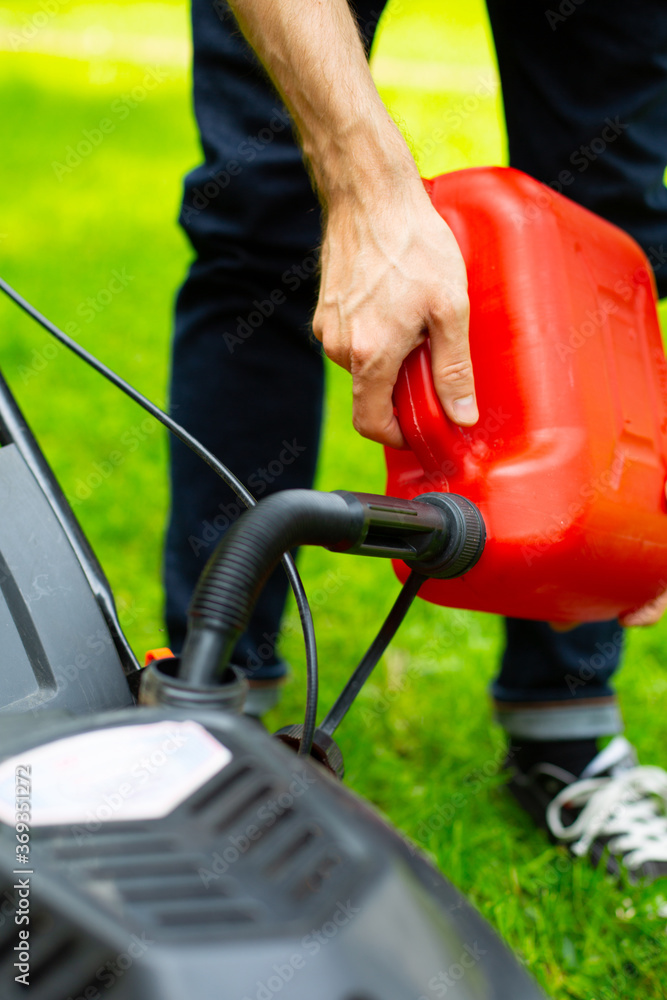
[179,488,485,687]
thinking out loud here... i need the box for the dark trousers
[166,0,667,738]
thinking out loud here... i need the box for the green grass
[1,2,667,997]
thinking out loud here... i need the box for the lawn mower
[0,271,543,1000]
[1,164,666,999]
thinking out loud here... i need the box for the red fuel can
[387,166,667,622]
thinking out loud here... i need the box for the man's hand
[551,584,667,631]
[314,182,476,448]
[227,0,477,447]
[619,586,667,627]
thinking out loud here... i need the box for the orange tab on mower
[144,647,174,666]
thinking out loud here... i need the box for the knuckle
[321,336,339,362]
[312,306,333,344]
[351,409,372,438]
[312,313,324,342]
[348,343,375,373]
[433,360,474,389]
[431,291,470,327]
[454,288,471,315]
[324,345,346,367]
[351,412,365,436]
[316,324,343,363]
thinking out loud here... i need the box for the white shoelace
[546,766,667,869]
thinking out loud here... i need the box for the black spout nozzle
[179,489,485,688]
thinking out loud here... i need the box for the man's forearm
[227,0,420,203]
[226,0,478,447]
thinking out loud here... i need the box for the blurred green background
[1,1,667,996]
